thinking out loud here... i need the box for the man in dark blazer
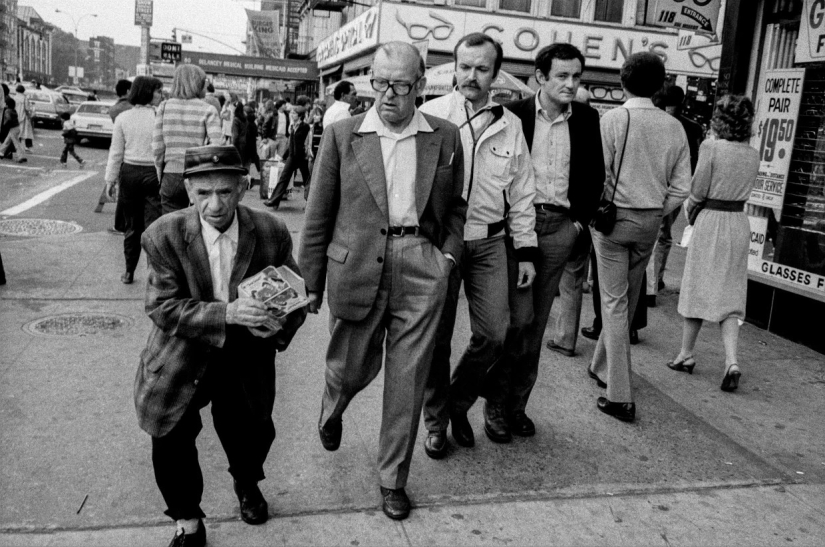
[485,43,604,432]
[264,106,310,209]
[300,42,466,521]
[135,145,306,547]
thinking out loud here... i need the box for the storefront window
[550,0,582,18]
[593,0,623,23]
[455,0,487,7]
[499,0,531,13]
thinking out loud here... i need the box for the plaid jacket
[135,204,306,437]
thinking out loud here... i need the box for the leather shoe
[507,410,535,437]
[597,397,636,422]
[450,411,475,447]
[546,341,574,357]
[380,486,410,520]
[168,519,205,547]
[424,430,448,459]
[318,417,342,451]
[629,330,640,345]
[587,367,607,388]
[581,325,600,341]
[233,480,268,525]
[483,403,512,443]
[120,271,134,284]
[646,295,657,308]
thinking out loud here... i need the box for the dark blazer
[284,121,309,162]
[299,111,467,322]
[134,204,307,437]
[504,97,605,226]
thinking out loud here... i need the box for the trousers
[159,172,189,215]
[120,163,161,273]
[551,228,592,352]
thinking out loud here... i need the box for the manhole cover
[24,313,133,337]
[0,218,83,237]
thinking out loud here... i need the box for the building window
[593,0,623,23]
[499,0,531,13]
[455,0,487,7]
[550,0,582,18]
[635,0,657,25]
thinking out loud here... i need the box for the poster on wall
[748,68,806,214]
[246,9,281,58]
[653,0,722,33]
[796,0,825,63]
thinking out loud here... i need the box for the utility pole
[55,9,97,85]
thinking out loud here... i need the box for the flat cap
[183,145,248,177]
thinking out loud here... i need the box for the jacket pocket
[487,145,513,179]
[326,241,349,264]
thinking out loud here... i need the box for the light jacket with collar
[420,91,537,261]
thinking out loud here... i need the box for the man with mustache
[489,43,604,431]
[300,42,466,521]
[419,32,537,455]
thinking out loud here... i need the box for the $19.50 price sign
[748,68,806,210]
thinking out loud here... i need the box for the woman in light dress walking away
[666,95,760,392]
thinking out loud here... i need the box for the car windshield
[77,104,111,115]
[28,92,53,103]
[63,94,86,104]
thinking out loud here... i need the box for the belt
[488,219,506,238]
[388,226,420,237]
[704,199,746,212]
[535,203,569,214]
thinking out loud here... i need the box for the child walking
[59,112,84,167]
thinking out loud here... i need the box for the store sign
[796,0,825,63]
[748,216,768,271]
[748,68,806,212]
[380,5,721,77]
[748,216,825,294]
[317,7,380,68]
[135,0,153,27]
[653,0,721,33]
[181,51,318,80]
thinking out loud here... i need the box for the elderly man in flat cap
[134,145,306,547]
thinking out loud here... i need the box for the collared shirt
[532,90,572,208]
[200,212,239,303]
[359,106,433,227]
[276,111,288,137]
[323,100,352,128]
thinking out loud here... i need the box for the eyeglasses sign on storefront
[797,0,825,63]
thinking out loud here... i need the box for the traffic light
[172,28,177,42]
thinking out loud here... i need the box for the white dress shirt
[532,91,573,208]
[358,106,433,227]
[200,212,239,303]
[323,100,352,128]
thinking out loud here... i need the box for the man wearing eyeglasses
[299,42,466,521]
[490,43,605,429]
[418,32,537,456]
[322,80,358,128]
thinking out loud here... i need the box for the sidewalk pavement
[1,194,823,546]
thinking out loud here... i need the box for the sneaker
[16,158,27,163]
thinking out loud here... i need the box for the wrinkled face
[455,42,498,104]
[371,51,425,128]
[185,172,245,231]
[537,57,582,109]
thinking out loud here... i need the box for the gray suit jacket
[299,111,467,322]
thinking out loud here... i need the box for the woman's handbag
[591,108,630,236]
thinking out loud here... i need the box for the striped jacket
[153,98,222,179]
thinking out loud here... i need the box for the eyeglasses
[370,77,421,96]
[394,10,454,41]
[589,87,625,101]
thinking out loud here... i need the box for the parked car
[60,89,93,113]
[71,100,115,143]
[24,89,72,128]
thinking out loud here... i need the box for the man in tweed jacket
[135,145,306,547]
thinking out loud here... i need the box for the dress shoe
[450,411,475,447]
[597,397,636,422]
[380,486,410,520]
[424,430,448,459]
[233,480,268,525]
[483,403,512,443]
[587,366,607,388]
[666,355,696,374]
[263,198,280,209]
[629,330,640,345]
[318,417,342,451]
[581,325,600,341]
[546,341,575,357]
[120,271,134,284]
[721,364,741,392]
[507,410,535,437]
[107,226,125,235]
[646,295,657,308]
[168,519,205,547]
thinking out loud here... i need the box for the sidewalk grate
[0,218,83,237]
[23,313,133,337]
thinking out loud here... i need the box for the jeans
[160,172,189,214]
[120,164,161,273]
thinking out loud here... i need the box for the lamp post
[55,9,97,85]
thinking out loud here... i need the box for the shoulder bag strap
[609,108,631,203]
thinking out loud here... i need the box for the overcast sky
[25,0,260,55]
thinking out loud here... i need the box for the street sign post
[161,42,182,62]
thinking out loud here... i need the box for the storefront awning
[320,64,342,77]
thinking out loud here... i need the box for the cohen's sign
[181,51,318,80]
[380,5,720,77]
[317,7,379,68]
